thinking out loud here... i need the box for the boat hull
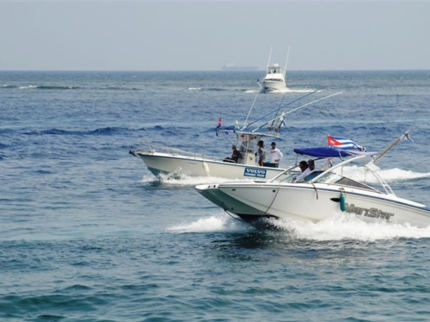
[196,182,430,228]
[260,80,286,92]
[133,151,286,180]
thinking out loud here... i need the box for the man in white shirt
[266,142,283,168]
[294,160,315,182]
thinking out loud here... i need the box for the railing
[144,143,219,161]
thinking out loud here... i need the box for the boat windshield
[279,171,300,183]
[313,171,380,193]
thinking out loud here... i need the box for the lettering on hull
[244,168,267,178]
[345,203,394,221]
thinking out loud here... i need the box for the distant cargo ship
[221,64,259,71]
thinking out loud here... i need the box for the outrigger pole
[252,91,343,134]
[372,129,413,164]
[243,47,273,128]
[242,89,261,129]
[243,88,320,131]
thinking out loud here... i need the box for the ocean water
[1,70,430,321]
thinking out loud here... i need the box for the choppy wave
[99,86,140,91]
[19,85,80,90]
[3,84,143,91]
[2,84,18,89]
[22,127,146,136]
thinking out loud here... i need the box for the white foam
[340,165,430,183]
[269,212,430,241]
[19,85,38,89]
[262,87,317,94]
[188,87,201,91]
[141,174,245,186]
[166,211,430,240]
[167,214,250,233]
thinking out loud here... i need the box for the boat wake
[167,211,430,241]
[166,214,251,233]
[261,87,317,94]
[342,165,430,183]
[268,212,430,241]
[141,174,245,186]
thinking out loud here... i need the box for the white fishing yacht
[259,63,286,93]
[196,132,430,228]
[258,47,289,93]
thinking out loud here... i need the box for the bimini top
[293,147,376,158]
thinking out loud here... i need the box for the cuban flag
[327,135,364,151]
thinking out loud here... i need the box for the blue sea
[1,70,430,321]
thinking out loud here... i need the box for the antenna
[266,46,273,69]
[283,45,290,80]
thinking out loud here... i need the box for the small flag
[215,118,222,136]
[328,135,364,151]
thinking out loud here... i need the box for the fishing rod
[242,88,261,129]
[242,87,321,131]
[243,47,273,128]
[251,91,343,133]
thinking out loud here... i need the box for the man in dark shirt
[231,145,242,163]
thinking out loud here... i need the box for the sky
[0,0,429,71]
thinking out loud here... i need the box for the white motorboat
[196,133,430,228]
[130,90,341,180]
[130,132,287,180]
[259,63,286,93]
[258,47,289,93]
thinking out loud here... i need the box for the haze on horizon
[1,0,429,71]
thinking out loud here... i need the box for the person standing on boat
[265,142,283,167]
[256,140,266,166]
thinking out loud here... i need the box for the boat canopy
[294,147,377,158]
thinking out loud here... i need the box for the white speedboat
[196,133,430,228]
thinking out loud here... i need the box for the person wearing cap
[265,142,283,168]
